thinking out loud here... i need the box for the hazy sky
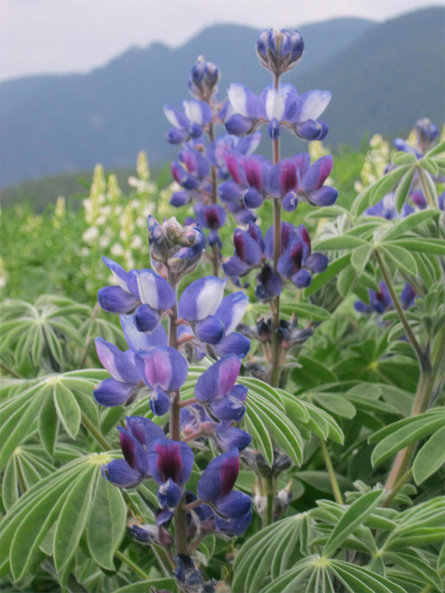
[0,0,441,81]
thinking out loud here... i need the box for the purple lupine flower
[179,276,226,321]
[208,132,261,179]
[269,153,338,211]
[222,153,273,208]
[94,338,142,406]
[366,193,414,219]
[194,356,247,422]
[102,416,164,488]
[264,223,328,288]
[256,28,304,76]
[197,449,252,534]
[354,282,393,314]
[136,346,189,415]
[98,258,175,332]
[164,100,212,144]
[120,314,168,352]
[225,83,331,141]
[223,224,265,277]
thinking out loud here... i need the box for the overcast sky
[0,0,441,82]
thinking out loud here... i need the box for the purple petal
[183,100,212,125]
[218,180,244,204]
[126,416,165,447]
[222,256,252,277]
[213,332,251,358]
[164,104,190,130]
[306,186,338,207]
[120,314,167,351]
[295,119,329,141]
[102,256,133,293]
[95,338,140,383]
[150,387,171,416]
[300,155,333,192]
[305,252,328,273]
[243,187,263,208]
[233,227,263,266]
[225,114,254,136]
[98,286,139,314]
[400,283,416,309]
[215,292,249,335]
[215,426,251,451]
[228,83,262,119]
[214,510,252,535]
[282,192,298,212]
[214,490,251,518]
[148,439,194,486]
[291,269,312,288]
[195,203,226,230]
[136,346,188,391]
[167,128,189,144]
[197,449,239,501]
[255,264,283,300]
[134,304,160,332]
[94,378,137,407]
[195,356,241,402]
[179,277,226,321]
[136,270,176,311]
[208,395,246,422]
[354,301,371,314]
[118,427,150,473]
[170,190,192,207]
[297,90,331,122]
[158,478,182,508]
[195,315,226,345]
[102,459,143,488]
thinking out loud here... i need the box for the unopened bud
[188,55,220,101]
[256,29,304,76]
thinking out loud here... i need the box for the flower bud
[414,117,439,154]
[188,55,220,101]
[256,29,304,76]
[147,216,206,281]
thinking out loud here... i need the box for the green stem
[80,411,112,450]
[115,550,151,580]
[383,467,413,508]
[374,249,426,368]
[320,439,343,505]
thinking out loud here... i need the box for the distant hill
[1,8,444,190]
[0,17,373,188]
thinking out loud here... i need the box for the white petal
[137,271,159,309]
[228,84,248,117]
[183,100,204,125]
[196,278,227,320]
[299,91,331,122]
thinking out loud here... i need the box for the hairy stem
[115,550,151,580]
[263,475,276,527]
[167,271,188,556]
[320,439,344,505]
[80,411,112,450]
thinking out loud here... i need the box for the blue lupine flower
[223,223,265,277]
[136,347,189,415]
[102,416,164,488]
[207,132,261,179]
[197,449,252,534]
[94,338,142,406]
[355,282,416,314]
[225,83,331,141]
[256,28,304,76]
[366,193,414,219]
[264,223,328,288]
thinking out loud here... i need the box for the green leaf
[380,244,418,276]
[39,393,59,456]
[87,473,127,570]
[385,551,441,590]
[290,303,331,321]
[394,167,416,212]
[370,411,445,466]
[330,559,407,593]
[353,183,375,216]
[351,244,373,275]
[53,380,81,439]
[420,157,439,176]
[413,426,445,485]
[382,209,438,241]
[312,393,356,419]
[389,238,445,255]
[53,466,97,571]
[314,235,368,251]
[424,139,445,158]
[392,152,417,166]
[369,165,411,207]
[244,404,274,467]
[324,490,383,557]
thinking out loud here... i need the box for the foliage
[1,31,445,593]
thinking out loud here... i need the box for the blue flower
[256,28,304,76]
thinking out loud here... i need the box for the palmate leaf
[384,497,445,550]
[384,550,442,591]
[115,580,178,593]
[369,409,445,466]
[0,452,127,585]
[329,560,407,593]
[381,209,438,241]
[0,369,106,468]
[232,515,312,593]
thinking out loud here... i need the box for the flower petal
[195,356,241,402]
[214,490,251,518]
[95,338,140,383]
[102,459,143,488]
[136,347,188,391]
[179,277,226,321]
[148,439,194,486]
[195,315,226,345]
[94,378,137,407]
[134,304,160,332]
[126,416,165,447]
[197,449,239,501]
[213,332,251,358]
[298,90,331,121]
[215,292,249,335]
[136,270,176,311]
[215,426,251,451]
[120,314,168,351]
[98,286,139,314]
